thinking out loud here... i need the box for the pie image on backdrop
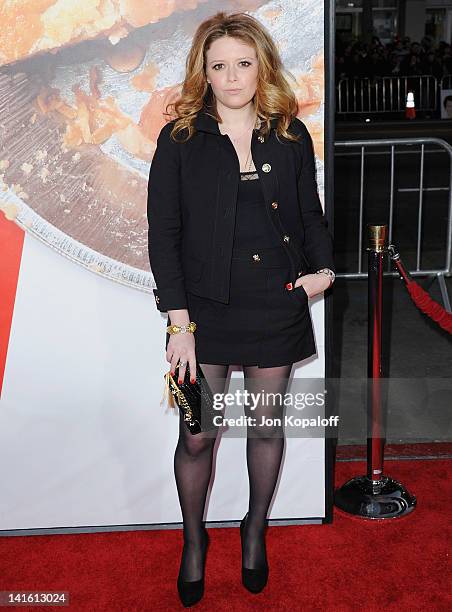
[0,0,325,290]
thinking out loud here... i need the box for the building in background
[336,0,452,45]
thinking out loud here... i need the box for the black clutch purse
[161,362,218,435]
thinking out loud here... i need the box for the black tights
[174,362,292,581]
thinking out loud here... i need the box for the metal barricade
[334,138,452,311]
[337,75,438,115]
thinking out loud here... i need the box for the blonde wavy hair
[166,11,301,143]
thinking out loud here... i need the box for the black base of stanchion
[334,474,417,519]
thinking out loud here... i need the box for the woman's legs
[174,363,229,581]
[242,363,292,569]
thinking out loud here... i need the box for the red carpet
[0,459,450,611]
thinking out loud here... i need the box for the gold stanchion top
[367,225,388,252]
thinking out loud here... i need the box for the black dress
[176,169,316,368]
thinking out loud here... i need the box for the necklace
[240,118,259,172]
[242,147,253,173]
[222,114,259,143]
[220,115,260,173]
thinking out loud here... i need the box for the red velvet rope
[390,251,452,335]
[405,281,452,334]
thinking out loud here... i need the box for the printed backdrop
[0,0,329,531]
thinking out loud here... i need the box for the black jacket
[147,110,334,312]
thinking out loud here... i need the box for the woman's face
[205,36,258,112]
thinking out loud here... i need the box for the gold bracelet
[166,321,197,335]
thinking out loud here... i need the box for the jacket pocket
[290,282,308,304]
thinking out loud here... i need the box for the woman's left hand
[294,273,331,298]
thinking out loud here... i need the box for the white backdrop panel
[0,233,326,530]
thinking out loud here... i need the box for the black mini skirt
[166,245,316,368]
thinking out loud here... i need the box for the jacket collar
[194,109,278,135]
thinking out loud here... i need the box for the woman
[147,11,335,607]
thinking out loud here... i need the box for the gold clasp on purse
[160,368,198,427]
[161,371,177,409]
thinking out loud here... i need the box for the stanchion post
[367,225,386,485]
[334,225,417,519]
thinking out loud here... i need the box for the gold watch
[166,322,197,335]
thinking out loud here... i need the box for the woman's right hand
[167,332,197,384]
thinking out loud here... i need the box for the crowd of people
[336,35,452,81]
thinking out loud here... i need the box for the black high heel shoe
[177,526,209,608]
[240,512,269,593]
